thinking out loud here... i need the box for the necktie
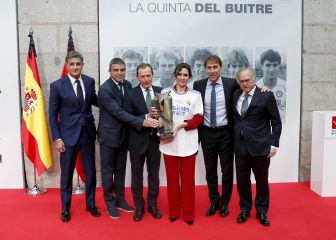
[241,94,249,118]
[118,83,123,96]
[145,88,151,110]
[75,79,84,110]
[210,82,217,127]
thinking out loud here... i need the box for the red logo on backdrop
[332,116,336,130]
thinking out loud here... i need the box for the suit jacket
[232,87,282,156]
[49,74,98,146]
[124,85,162,155]
[97,78,143,148]
[193,77,239,135]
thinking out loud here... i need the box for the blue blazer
[49,74,98,146]
[97,78,143,148]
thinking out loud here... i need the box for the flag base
[72,183,85,195]
[26,184,47,195]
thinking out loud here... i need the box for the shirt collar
[243,85,256,97]
[207,77,222,86]
[68,74,82,85]
[173,84,188,93]
[140,85,153,92]
[112,78,123,86]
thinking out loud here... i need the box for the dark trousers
[235,138,270,214]
[130,136,161,209]
[200,126,234,207]
[100,144,127,211]
[60,126,96,211]
[164,154,196,222]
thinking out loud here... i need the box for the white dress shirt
[68,74,85,99]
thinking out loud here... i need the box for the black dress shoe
[86,205,101,217]
[219,205,229,217]
[133,208,145,222]
[205,202,220,216]
[256,213,270,226]
[169,217,177,223]
[148,206,162,219]
[237,211,250,223]
[186,220,194,226]
[107,207,120,220]
[61,210,71,222]
[116,201,135,212]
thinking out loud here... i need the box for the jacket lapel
[108,78,123,104]
[200,79,207,102]
[63,76,80,109]
[221,77,231,109]
[82,76,90,110]
[135,85,148,113]
[245,86,261,117]
[233,89,242,117]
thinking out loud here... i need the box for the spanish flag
[21,31,52,175]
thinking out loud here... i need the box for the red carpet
[0,183,335,240]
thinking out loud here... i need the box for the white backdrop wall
[0,1,25,188]
[99,0,302,185]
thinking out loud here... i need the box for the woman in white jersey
[160,63,204,225]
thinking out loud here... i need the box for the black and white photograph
[149,47,184,88]
[114,47,148,87]
[220,47,253,79]
[185,47,218,88]
[255,48,287,122]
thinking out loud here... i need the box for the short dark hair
[136,63,154,76]
[190,49,212,67]
[260,49,281,65]
[174,63,192,79]
[204,55,222,67]
[109,58,125,70]
[122,49,143,62]
[65,50,83,62]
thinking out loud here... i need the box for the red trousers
[163,154,196,221]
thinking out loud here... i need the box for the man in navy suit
[124,63,162,222]
[233,67,282,226]
[98,58,159,219]
[49,50,100,222]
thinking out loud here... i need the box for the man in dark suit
[124,63,162,222]
[233,67,282,226]
[98,58,159,220]
[193,55,239,217]
[49,50,100,222]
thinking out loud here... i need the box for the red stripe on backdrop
[21,120,47,175]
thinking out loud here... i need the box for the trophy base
[161,132,174,138]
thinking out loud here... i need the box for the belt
[203,125,228,130]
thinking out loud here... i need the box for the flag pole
[73,173,85,194]
[26,166,47,195]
